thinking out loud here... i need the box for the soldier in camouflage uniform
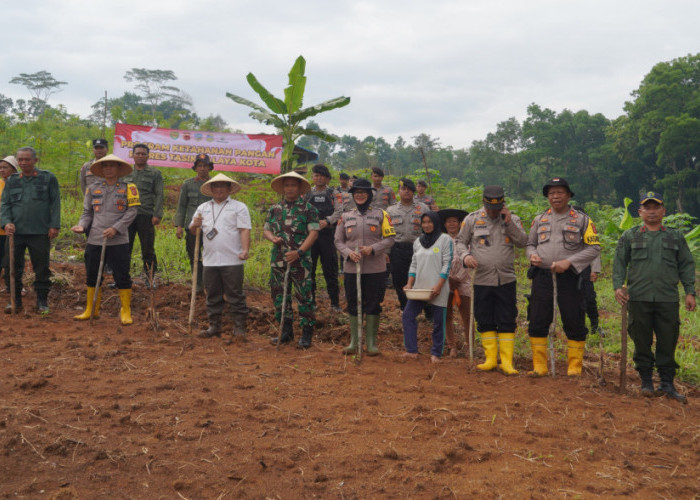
[71,155,140,325]
[121,143,164,285]
[1,147,61,313]
[175,153,213,293]
[263,172,320,349]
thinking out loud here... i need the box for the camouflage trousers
[270,258,316,327]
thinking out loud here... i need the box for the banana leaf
[246,73,287,114]
[225,93,268,114]
[292,96,351,122]
[284,56,306,114]
[619,197,634,230]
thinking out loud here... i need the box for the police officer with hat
[526,177,600,376]
[80,139,109,196]
[455,185,528,374]
[175,153,213,293]
[613,191,696,402]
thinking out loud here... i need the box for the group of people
[0,143,695,402]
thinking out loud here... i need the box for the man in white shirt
[190,173,251,342]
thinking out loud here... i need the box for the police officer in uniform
[263,172,320,349]
[121,143,164,285]
[387,178,429,310]
[526,178,600,376]
[415,180,438,211]
[80,139,108,196]
[455,186,528,374]
[335,178,395,355]
[370,167,396,210]
[71,155,140,325]
[337,172,351,193]
[1,147,61,313]
[305,164,342,311]
[613,192,696,402]
[175,153,213,293]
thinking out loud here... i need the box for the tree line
[2,54,699,216]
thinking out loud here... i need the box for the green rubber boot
[343,315,359,353]
[365,314,380,356]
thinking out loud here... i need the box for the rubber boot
[638,367,657,397]
[271,318,294,345]
[232,315,247,337]
[567,339,585,376]
[36,291,49,313]
[497,332,519,375]
[199,322,221,338]
[658,368,687,404]
[477,331,498,371]
[343,316,359,353]
[118,288,133,325]
[365,314,380,356]
[298,324,313,349]
[528,337,549,377]
[74,287,96,320]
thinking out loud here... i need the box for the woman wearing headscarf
[0,156,18,290]
[334,178,395,355]
[402,211,453,363]
[439,209,472,357]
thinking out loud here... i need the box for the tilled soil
[1,263,698,499]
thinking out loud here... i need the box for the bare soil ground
[1,262,699,499]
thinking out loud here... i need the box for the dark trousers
[528,268,587,341]
[390,242,414,310]
[580,267,599,329]
[85,243,132,289]
[203,265,248,325]
[128,213,157,274]
[473,281,518,333]
[403,300,446,356]
[185,231,203,287]
[344,272,386,316]
[8,234,51,297]
[310,228,339,306]
[628,301,680,372]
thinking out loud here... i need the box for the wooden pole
[8,233,15,314]
[90,236,108,323]
[188,227,201,335]
[276,263,291,351]
[355,245,363,362]
[619,285,628,393]
[468,269,475,364]
[549,271,557,377]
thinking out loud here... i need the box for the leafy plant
[226,55,350,172]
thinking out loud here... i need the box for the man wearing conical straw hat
[190,173,251,342]
[71,154,141,325]
[263,171,320,349]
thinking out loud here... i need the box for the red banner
[113,123,282,174]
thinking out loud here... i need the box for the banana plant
[226,56,350,172]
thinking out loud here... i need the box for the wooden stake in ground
[276,263,291,351]
[8,233,15,314]
[549,271,558,377]
[468,269,475,364]
[598,328,607,386]
[146,263,159,330]
[355,244,363,362]
[90,236,108,324]
[619,285,628,393]
[188,227,202,335]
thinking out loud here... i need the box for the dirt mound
[1,263,698,498]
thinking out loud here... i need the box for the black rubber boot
[198,322,221,338]
[271,318,294,345]
[36,291,49,313]
[658,368,687,404]
[638,368,656,397]
[298,325,313,349]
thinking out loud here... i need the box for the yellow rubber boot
[477,331,498,371]
[74,287,96,320]
[567,340,585,376]
[528,337,549,377]
[119,288,133,326]
[498,332,519,375]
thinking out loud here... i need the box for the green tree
[9,71,67,104]
[226,55,351,172]
[124,68,192,124]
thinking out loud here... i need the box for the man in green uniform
[263,172,319,349]
[613,192,696,402]
[175,153,213,293]
[121,143,164,286]
[0,147,61,313]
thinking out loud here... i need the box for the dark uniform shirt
[264,198,320,267]
[0,168,61,234]
[613,225,696,302]
[121,165,163,218]
[174,177,212,228]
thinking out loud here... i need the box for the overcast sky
[3,0,699,149]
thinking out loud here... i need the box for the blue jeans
[402,300,446,357]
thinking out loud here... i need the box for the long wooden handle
[356,245,362,361]
[8,233,15,314]
[188,228,202,334]
[90,237,108,323]
[619,299,628,393]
